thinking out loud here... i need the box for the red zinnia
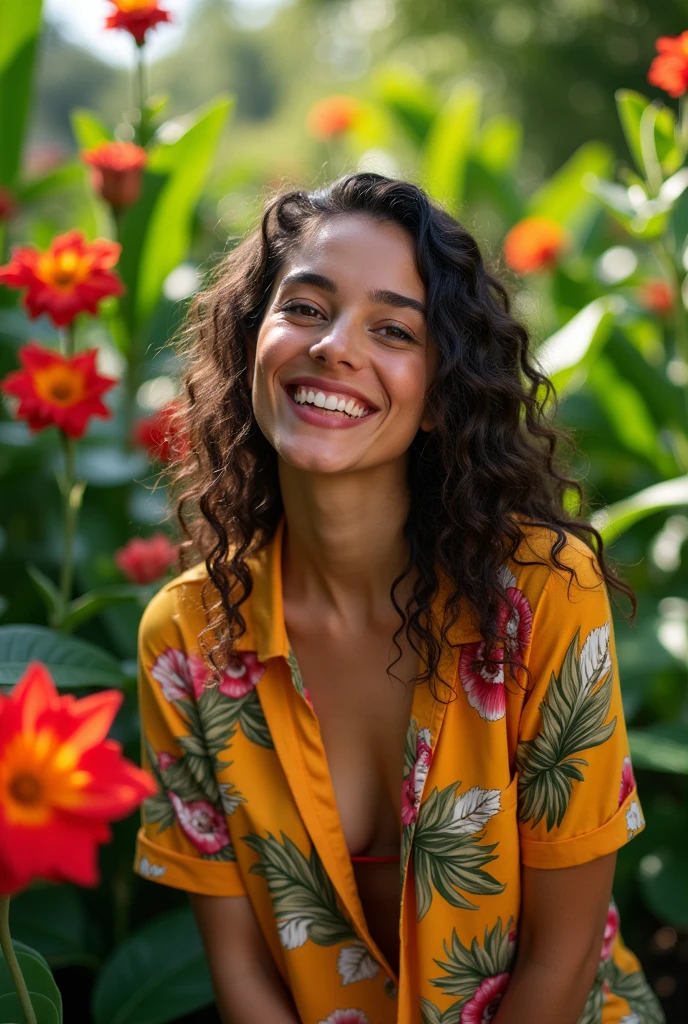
[637,279,674,315]
[105,0,172,45]
[0,662,155,895]
[648,32,688,98]
[503,217,569,275]
[132,399,190,463]
[0,230,124,328]
[1,342,118,439]
[82,141,147,209]
[306,96,362,140]
[0,186,17,221]
[114,533,180,584]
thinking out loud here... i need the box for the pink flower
[401,728,433,826]
[317,1011,370,1024]
[461,973,510,1024]
[157,751,177,771]
[618,756,636,807]
[168,792,230,855]
[115,533,179,584]
[601,904,620,961]
[151,648,195,701]
[217,651,265,698]
[459,587,532,721]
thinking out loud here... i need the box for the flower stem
[136,43,146,145]
[0,897,38,1024]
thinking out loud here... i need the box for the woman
[134,173,663,1024]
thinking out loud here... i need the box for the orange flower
[0,662,155,895]
[306,96,361,140]
[637,279,674,315]
[115,533,180,583]
[132,399,190,463]
[0,186,16,221]
[1,342,118,439]
[82,141,147,209]
[105,0,172,45]
[503,217,569,275]
[0,230,124,328]
[648,32,688,98]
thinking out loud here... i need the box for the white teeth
[291,385,372,419]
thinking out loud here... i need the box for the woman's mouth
[284,383,378,428]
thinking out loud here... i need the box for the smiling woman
[132,173,663,1024]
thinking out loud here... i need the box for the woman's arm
[493,852,617,1024]
[188,892,301,1024]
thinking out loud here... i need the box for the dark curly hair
[162,171,636,698]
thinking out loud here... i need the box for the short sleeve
[133,582,247,896]
[515,541,644,869]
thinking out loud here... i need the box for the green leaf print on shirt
[516,623,617,831]
[429,916,516,1009]
[243,831,380,986]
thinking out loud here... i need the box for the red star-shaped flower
[105,0,172,46]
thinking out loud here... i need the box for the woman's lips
[283,385,378,429]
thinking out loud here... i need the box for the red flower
[503,217,569,275]
[132,399,190,464]
[601,903,620,960]
[217,651,265,699]
[306,96,362,140]
[114,533,179,584]
[168,793,231,855]
[1,342,118,439]
[0,662,155,895]
[0,186,17,221]
[618,756,636,807]
[0,230,124,328]
[638,279,674,315]
[82,141,147,209]
[105,0,172,45]
[401,727,433,826]
[461,973,510,1024]
[648,33,688,98]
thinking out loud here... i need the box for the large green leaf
[118,96,232,335]
[591,475,688,541]
[371,63,439,146]
[70,109,113,150]
[639,847,688,929]
[628,724,688,775]
[0,0,42,186]
[0,625,127,688]
[476,114,522,175]
[535,296,618,394]
[616,89,682,181]
[7,887,98,970]
[0,991,59,1024]
[91,907,213,1024]
[528,141,613,237]
[422,83,482,214]
[0,946,62,1023]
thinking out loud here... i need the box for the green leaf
[476,114,522,175]
[616,89,682,182]
[119,96,233,334]
[422,83,482,214]
[430,916,515,998]
[371,63,439,146]
[0,991,59,1024]
[16,161,85,204]
[25,564,61,617]
[91,907,213,1024]
[591,474,688,541]
[535,296,619,394]
[60,585,147,634]
[616,90,651,177]
[70,109,113,150]
[0,625,127,688]
[628,724,688,775]
[528,141,613,237]
[0,947,62,1023]
[0,0,42,187]
[606,955,667,1023]
[8,886,99,970]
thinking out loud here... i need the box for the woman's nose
[308,314,364,369]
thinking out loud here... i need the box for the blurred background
[1,0,688,1021]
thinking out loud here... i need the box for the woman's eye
[381,324,413,341]
[282,301,321,317]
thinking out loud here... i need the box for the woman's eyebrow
[278,269,426,318]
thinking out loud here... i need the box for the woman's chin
[277,441,364,476]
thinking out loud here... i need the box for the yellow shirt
[133,519,664,1024]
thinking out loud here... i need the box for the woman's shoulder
[505,519,605,604]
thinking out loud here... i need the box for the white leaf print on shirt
[277,912,311,949]
[337,943,380,985]
[580,623,611,695]
[448,786,502,835]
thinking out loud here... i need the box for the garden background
[1,0,688,1021]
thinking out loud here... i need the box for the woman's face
[250,214,437,475]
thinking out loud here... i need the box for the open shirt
[133,519,663,1024]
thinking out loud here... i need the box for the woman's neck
[278,458,413,632]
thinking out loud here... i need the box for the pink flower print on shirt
[151,647,195,701]
[168,792,231,854]
[459,578,532,722]
[217,651,265,698]
[601,903,620,960]
[401,727,433,826]
[157,751,178,771]
[461,972,510,1024]
[317,1011,370,1024]
[187,653,211,700]
[618,756,636,807]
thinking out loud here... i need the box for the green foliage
[0,0,42,187]
[0,942,63,1023]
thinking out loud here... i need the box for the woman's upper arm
[189,892,276,980]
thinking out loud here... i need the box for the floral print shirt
[133,519,664,1024]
